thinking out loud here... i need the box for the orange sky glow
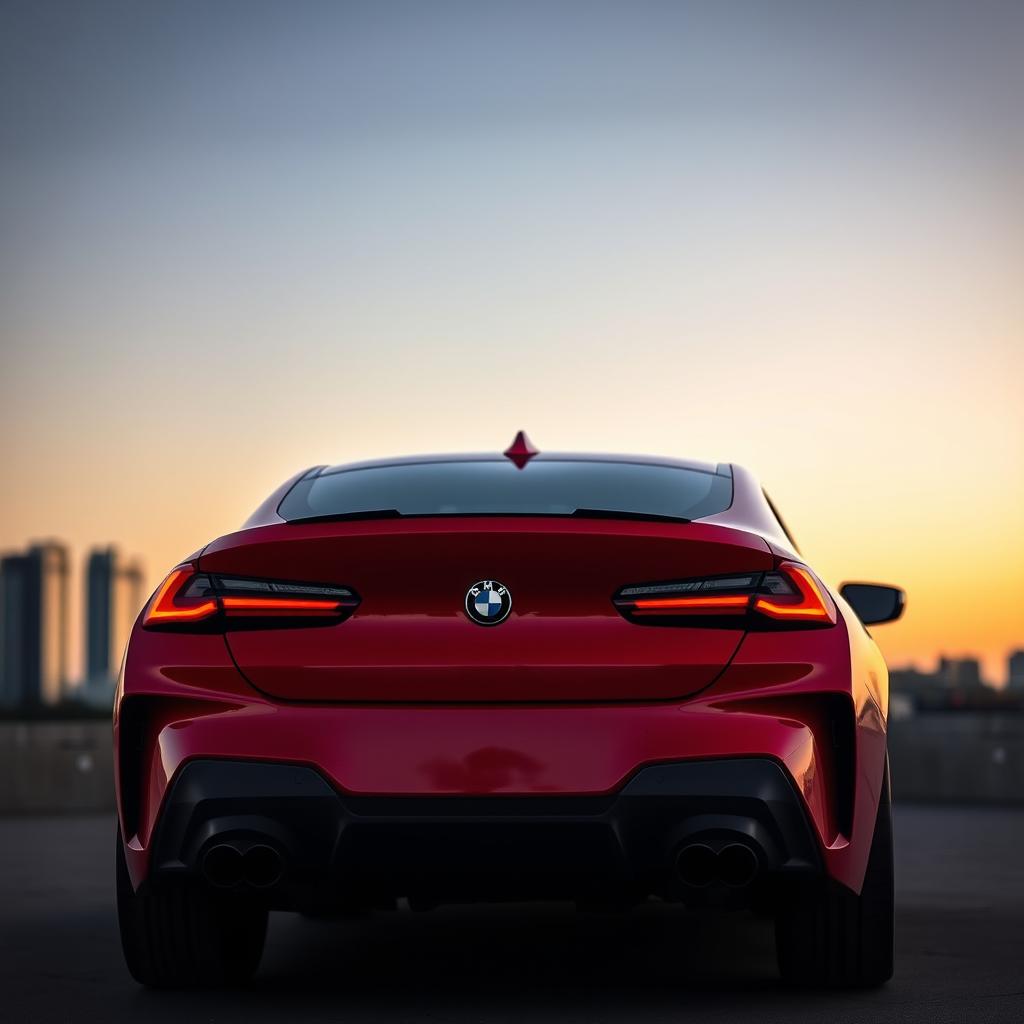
[1,4,1022,686]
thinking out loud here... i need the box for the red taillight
[143,568,358,629]
[221,597,342,618]
[615,562,836,628]
[632,594,750,617]
[753,563,835,623]
[143,568,219,626]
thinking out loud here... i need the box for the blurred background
[1,0,1022,810]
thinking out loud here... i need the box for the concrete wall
[888,712,1024,805]
[0,721,114,813]
[0,713,1021,813]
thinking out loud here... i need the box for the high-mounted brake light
[614,562,836,628]
[143,568,358,629]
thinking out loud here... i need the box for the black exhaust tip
[202,844,243,888]
[718,842,758,887]
[676,843,718,887]
[242,844,284,889]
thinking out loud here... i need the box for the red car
[115,434,904,988]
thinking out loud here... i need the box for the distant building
[85,547,144,700]
[0,542,70,707]
[938,656,985,691]
[890,654,1006,712]
[889,667,939,708]
[1009,650,1024,691]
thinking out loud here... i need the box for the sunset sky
[1,1,1022,684]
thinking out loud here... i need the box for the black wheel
[775,760,894,988]
[116,828,268,988]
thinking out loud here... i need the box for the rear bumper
[117,691,886,895]
[148,757,821,908]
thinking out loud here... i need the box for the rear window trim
[277,458,734,525]
[312,456,732,480]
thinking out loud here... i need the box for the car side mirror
[838,583,905,626]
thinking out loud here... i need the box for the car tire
[775,759,894,988]
[116,828,268,988]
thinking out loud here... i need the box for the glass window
[279,459,732,523]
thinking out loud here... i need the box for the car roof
[241,451,798,561]
[313,452,733,478]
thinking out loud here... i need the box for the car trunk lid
[200,518,772,703]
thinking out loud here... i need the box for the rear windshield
[278,460,732,523]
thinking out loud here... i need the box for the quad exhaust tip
[201,842,285,889]
[202,844,244,888]
[676,841,759,888]
[676,843,718,888]
[242,844,284,889]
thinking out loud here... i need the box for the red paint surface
[116,461,891,901]
[202,519,772,702]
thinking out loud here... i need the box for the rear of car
[115,447,898,988]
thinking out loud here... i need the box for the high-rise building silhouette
[85,547,144,687]
[938,656,984,690]
[0,542,70,707]
[1009,650,1024,691]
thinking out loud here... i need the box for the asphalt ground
[1,805,1022,1023]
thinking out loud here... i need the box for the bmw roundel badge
[465,580,512,626]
